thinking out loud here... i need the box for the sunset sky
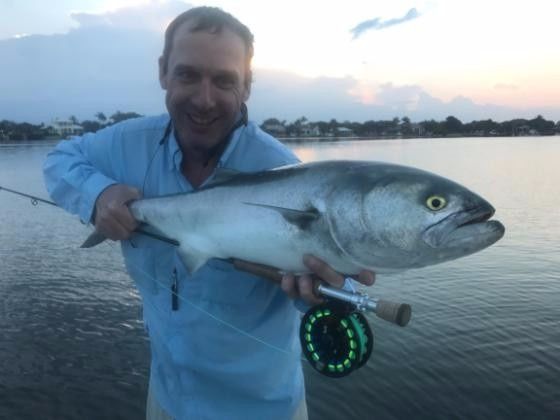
[1,0,559,123]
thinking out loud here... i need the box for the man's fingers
[280,272,325,304]
[97,217,132,241]
[94,184,141,240]
[97,204,137,238]
[108,187,140,232]
[238,255,376,305]
[281,274,299,299]
[298,275,323,306]
[110,203,139,232]
[303,254,344,288]
[358,270,376,286]
[124,187,141,202]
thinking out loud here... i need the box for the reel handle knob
[375,300,411,327]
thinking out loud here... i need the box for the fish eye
[426,195,447,211]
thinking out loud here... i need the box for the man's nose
[191,79,216,111]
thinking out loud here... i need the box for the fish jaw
[422,204,505,261]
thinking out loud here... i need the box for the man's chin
[177,125,225,149]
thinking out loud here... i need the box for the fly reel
[300,301,373,377]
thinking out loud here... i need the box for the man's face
[159,23,250,153]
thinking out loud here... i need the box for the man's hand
[93,184,141,241]
[281,255,375,305]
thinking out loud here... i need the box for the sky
[1,0,559,124]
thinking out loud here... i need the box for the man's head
[159,7,254,154]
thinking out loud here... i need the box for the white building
[49,119,84,138]
[262,123,287,136]
[300,125,321,137]
[335,127,354,137]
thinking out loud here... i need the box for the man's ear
[241,82,251,102]
[242,86,250,103]
[158,56,167,89]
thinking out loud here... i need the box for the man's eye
[215,76,236,89]
[176,71,198,82]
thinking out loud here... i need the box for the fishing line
[2,158,405,376]
[0,113,300,361]
[103,240,303,360]
[0,190,304,359]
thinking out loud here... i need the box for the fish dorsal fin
[244,202,320,230]
[203,168,242,187]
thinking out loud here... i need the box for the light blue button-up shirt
[43,114,304,420]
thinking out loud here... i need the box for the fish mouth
[457,207,495,228]
[423,206,505,249]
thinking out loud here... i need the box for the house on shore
[261,122,287,137]
[49,119,84,138]
[333,127,354,137]
[300,124,321,137]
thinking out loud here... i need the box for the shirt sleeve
[42,125,123,224]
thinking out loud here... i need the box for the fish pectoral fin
[243,202,320,230]
[177,245,211,274]
[80,230,107,248]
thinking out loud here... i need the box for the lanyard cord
[142,119,172,196]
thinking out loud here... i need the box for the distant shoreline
[279,133,560,143]
[2,133,559,145]
[2,112,559,141]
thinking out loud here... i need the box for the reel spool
[300,302,373,377]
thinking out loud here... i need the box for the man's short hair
[161,6,254,89]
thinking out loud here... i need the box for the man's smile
[187,113,219,127]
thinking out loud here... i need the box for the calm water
[1,137,559,419]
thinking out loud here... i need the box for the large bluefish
[96,160,504,275]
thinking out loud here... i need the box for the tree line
[0,111,142,141]
[261,115,560,138]
[1,112,559,141]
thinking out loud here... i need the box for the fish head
[358,166,505,269]
[329,163,505,271]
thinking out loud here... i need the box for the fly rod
[2,184,412,377]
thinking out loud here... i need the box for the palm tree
[95,112,107,123]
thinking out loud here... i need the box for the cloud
[249,71,560,124]
[71,1,191,33]
[371,83,424,111]
[350,8,420,39]
[0,1,192,123]
[0,2,558,125]
[249,70,360,122]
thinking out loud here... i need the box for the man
[44,7,374,420]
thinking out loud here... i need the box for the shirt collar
[165,118,245,172]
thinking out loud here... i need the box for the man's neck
[174,116,243,188]
[180,147,220,189]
